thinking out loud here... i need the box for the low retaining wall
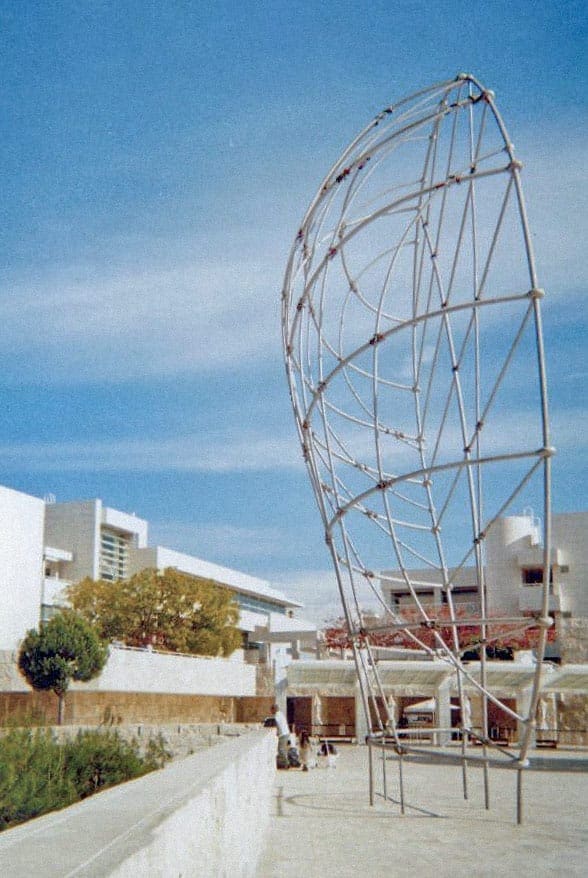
[0,691,236,726]
[0,692,276,727]
[33,722,262,761]
[0,647,257,697]
[75,646,257,696]
[0,729,276,877]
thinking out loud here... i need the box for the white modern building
[485,513,588,619]
[283,511,588,743]
[379,511,588,661]
[0,486,45,651]
[0,486,317,686]
[44,498,148,588]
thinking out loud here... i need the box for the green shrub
[0,730,76,830]
[0,728,170,831]
[143,732,172,770]
[62,730,150,799]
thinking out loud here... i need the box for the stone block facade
[0,691,277,728]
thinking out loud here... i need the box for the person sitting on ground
[317,739,338,768]
[299,730,316,771]
[287,735,301,768]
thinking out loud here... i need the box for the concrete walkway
[259,745,588,878]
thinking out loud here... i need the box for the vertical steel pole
[382,740,387,801]
[461,735,468,800]
[517,767,523,825]
[368,738,374,806]
[483,743,490,810]
[398,752,405,816]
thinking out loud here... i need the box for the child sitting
[317,740,338,768]
[299,730,316,771]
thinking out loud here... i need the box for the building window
[521,567,553,585]
[390,590,434,608]
[236,594,288,615]
[99,529,130,581]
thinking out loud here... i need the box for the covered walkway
[259,744,588,877]
[286,659,588,745]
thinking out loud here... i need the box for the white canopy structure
[287,660,588,698]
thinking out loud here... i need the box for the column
[435,677,452,746]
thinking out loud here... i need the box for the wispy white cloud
[149,520,293,564]
[0,254,284,384]
[0,128,584,389]
[273,569,344,625]
[522,135,588,294]
[0,431,303,474]
[0,406,583,476]
[273,568,383,626]
[305,405,587,484]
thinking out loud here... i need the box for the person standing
[271,703,290,769]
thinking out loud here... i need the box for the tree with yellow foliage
[66,568,241,657]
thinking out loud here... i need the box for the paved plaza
[259,744,588,877]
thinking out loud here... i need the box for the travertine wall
[558,617,588,663]
[0,690,237,726]
[0,692,277,727]
[235,696,275,723]
[557,617,588,743]
[0,644,257,699]
[0,731,276,878]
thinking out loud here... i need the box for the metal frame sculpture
[282,74,552,822]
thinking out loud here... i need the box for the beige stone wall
[31,722,261,762]
[254,662,276,696]
[0,691,237,726]
[0,691,282,728]
[556,616,588,743]
[235,696,275,723]
[558,616,588,663]
[556,694,587,745]
[0,690,57,726]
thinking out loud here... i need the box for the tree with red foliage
[322,604,555,658]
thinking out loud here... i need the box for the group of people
[270,704,338,771]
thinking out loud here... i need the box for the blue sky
[1,1,586,622]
